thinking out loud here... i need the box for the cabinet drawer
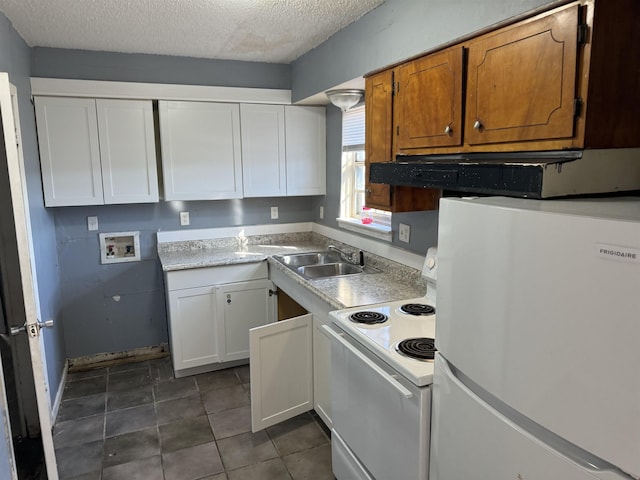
[166,262,268,290]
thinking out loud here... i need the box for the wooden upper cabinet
[465,5,579,146]
[365,69,393,209]
[365,70,441,212]
[395,46,464,152]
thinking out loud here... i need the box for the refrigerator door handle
[323,325,413,399]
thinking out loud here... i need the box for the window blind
[342,105,365,152]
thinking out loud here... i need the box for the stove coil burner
[396,338,436,361]
[348,311,388,325]
[400,303,435,316]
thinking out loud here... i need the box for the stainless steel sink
[273,251,378,279]
[275,251,342,267]
[297,262,366,279]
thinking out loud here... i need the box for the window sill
[336,218,393,242]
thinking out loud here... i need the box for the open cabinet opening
[277,290,308,321]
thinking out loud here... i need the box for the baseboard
[50,361,68,425]
[67,343,170,373]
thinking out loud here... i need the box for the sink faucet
[328,245,364,266]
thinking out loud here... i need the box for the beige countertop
[157,232,426,309]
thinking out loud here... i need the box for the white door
[217,279,275,362]
[159,100,243,200]
[430,355,628,480]
[33,96,103,206]
[1,73,58,478]
[167,286,220,371]
[284,106,326,196]
[96,99,159,204]
[240,104,286,197]
[249,313,313,432]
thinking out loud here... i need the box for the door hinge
[268,289,278,297]
[577,23,589,45]
[573,97,583,117]
[396,125,400,136]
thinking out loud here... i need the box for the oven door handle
[322,325,413,399]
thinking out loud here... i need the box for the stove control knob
[426,257,436,270]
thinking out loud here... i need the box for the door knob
[10,319,54,337]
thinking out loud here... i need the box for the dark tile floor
[53,356,334,480]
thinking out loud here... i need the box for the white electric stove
[326,246,438,480]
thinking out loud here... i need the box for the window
[338,106,392,241]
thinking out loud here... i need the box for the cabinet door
[249,313,313,432]
[96,99,159,204]
[217,279,275,362]
[365,72,441,212]
[364,70,393,209]
[34,96,103,206]
[465,5,579,145]
[313,316,332,429]
[285,106,326,196]
[240,104,286,197]
[167,286,220,373]
[159,101,243,200]
[395,46,464,151]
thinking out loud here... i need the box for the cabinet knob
[473,120,483,130]
[444,125,452,135]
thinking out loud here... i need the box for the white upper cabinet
[96,99,159,204]
[240,104,286,197]
[159,100,243,201]
[34,96,159,207]
[285,106,326,196]
[35,97,104,206]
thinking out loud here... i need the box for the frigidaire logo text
[599,248,637,259]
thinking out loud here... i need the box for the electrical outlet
[87,216,98,231]
[399,223,411,243]
[319,206,324,219]
[180,211,190,226]
[271,206,279,219]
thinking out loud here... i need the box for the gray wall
[292,0,556,101]
[0,13,65,407]
[32,47,291,89]
[298,0,555,255]
[53,199,318,358]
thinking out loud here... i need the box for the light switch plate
[87,216,98,231]
[399,223,411,243]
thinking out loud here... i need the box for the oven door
[323,324,431,480]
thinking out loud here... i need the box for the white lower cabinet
[165,262,275,378]
[250,268,333,431]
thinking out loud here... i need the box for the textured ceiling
[0,0,384,63]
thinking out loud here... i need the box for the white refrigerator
[430,196,640,480]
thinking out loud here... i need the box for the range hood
[369,149,640,199]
